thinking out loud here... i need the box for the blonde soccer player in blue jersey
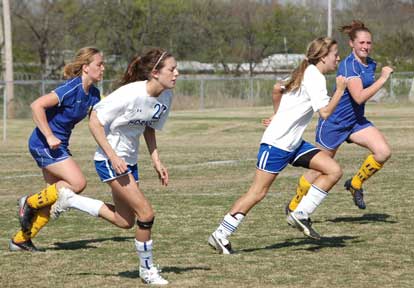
[208,37,347,254]
[10,47,105,252]
[286,20,393,215]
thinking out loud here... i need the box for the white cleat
[50,187,75,220]
[208,233,233,254]
[139,266,168,285]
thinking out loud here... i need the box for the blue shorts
[256,141,320,174]
[95,160,139,182]
[316,117,373,150]
[29,146,71,168]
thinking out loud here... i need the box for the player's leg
[108,174,167,285]
[345,125,391,209]
[209,169,277,254]
[286,148,337,213]
[289,144,342,239]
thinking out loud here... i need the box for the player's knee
[377,147,391,163]
[70,179,87,194]
[328,163,343,182]
[136,216,155,230]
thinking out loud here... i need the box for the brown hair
[339,20,371,41]
[63,47,101,79]
[285,37,337,92]
[119,48,172,86]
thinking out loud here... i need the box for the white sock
[214,213,245,240]
[68,194,104,217]
[135,239,153,269]
[294,185,328,219]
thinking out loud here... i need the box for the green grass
[0,103,413,287]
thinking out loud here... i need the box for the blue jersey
[328,52,376,124]
[29,77,101,150]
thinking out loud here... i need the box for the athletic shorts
[256,141,320,174]
[95,160,139,182]
[316,117,373,150]
[29,146,71,168]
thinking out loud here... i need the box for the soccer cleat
[139,266,168,285]
[289,211,321,240]
[18,195,35,232]
[208,232,233,254]
[50,187,75,220]
[9,239,40,252]
[344,179,366,209]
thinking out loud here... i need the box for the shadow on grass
[239,235,359,253]
[118,266,211,279]
[325,213,397,224]
[52,236,134,250]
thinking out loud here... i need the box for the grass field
[0,103,413,288]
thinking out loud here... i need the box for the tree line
[7,0,414,79]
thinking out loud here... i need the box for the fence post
[199,79,205,110]
[249,77,254,103]
[3,87,7,142]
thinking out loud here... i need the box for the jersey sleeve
[93,88,129,126]
[337,58,362,80]
[53,80,80,107]
[303,67,330,112]
[151,90,173,131]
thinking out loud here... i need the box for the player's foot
[9,239,40,252]
[289,211,321,240]
[139,266,168,285]
[208,232,233,254]
[50,187,75,220]
[344,179,366,209]
[18,195,35,232]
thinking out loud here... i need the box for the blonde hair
[284,37,337,92]
[339,20,371,41]
[63,47,101,79]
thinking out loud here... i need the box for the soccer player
[9,47,105,252]
[208,37,347,254]
[286,20,393,214]
[42,48,177,285]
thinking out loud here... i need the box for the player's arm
[262,83,284,127]
[89,110,127,174]
[348,66,394,104]
[144,126,168,186]
[318,76,347,119]
[30,92,61,149]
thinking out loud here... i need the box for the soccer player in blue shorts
[286,20,393,214]
[208,37,347,253]
[10,47,105,252]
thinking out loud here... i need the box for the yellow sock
[27,184,58,209]
[29,209,50,239]
[288,175,311,211]
[351,154,383,189]
[13,229,31,243]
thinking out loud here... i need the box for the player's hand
[153,161,169,186]
[336,76,347,92]
[380,66,394,80]
[262,115,274,127]
[46,135,62,150]
[109,155,128,175]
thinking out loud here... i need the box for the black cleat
[208,233,234,254]
[9,239,41,252]
[289,211,321,240]
[18,196,36,232]
[344,179,366,209]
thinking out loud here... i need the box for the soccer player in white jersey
[286,20,393,214]
[47,48,178,285]
[208,37,347,254]
[10,47,104,252]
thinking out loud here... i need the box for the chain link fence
[1,72,413,119]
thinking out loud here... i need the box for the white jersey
[93,80,172,165]
[261,65,330,151]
